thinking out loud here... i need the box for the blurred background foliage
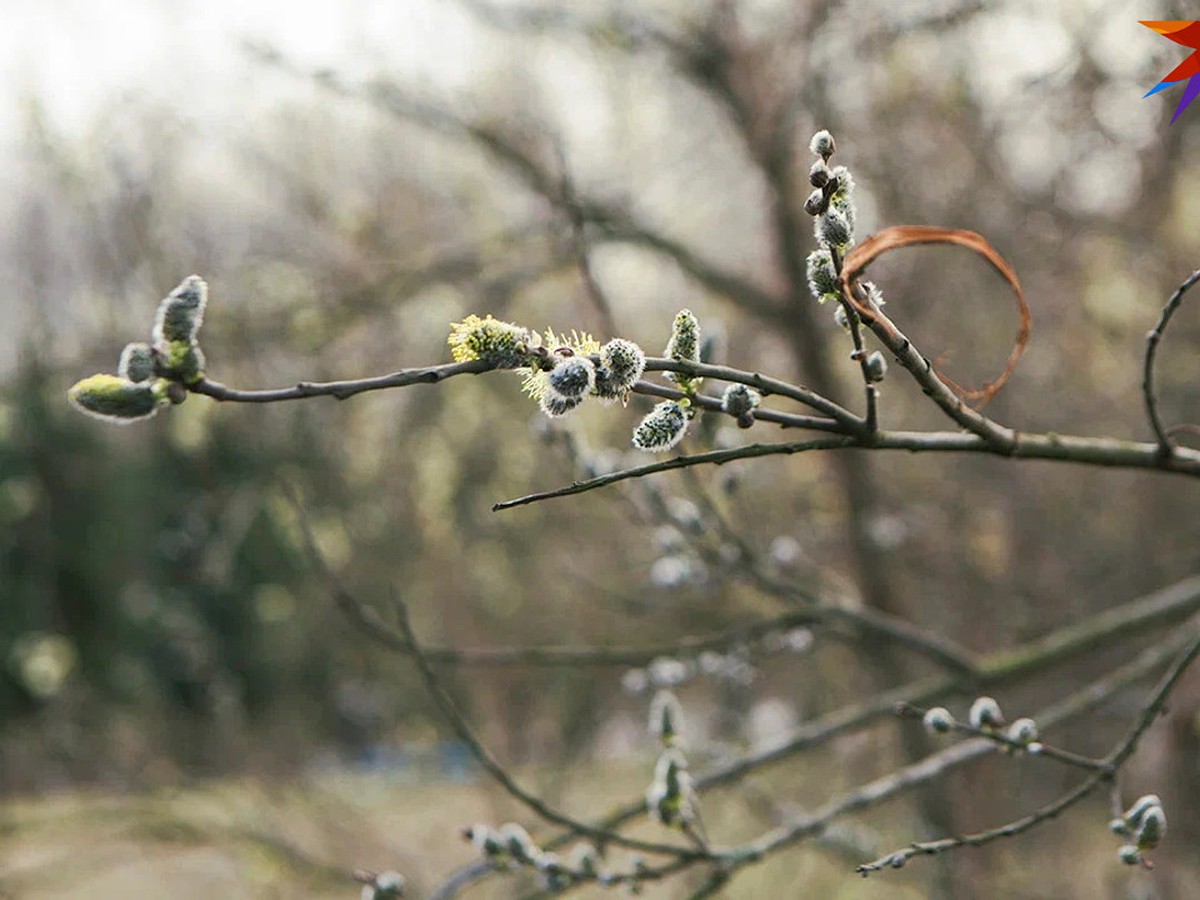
[2,0,1200,896]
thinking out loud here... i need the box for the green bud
[68,374,164,424]
[153,276,207,345]
[118,342,156,383]
[665,309,701,392]
[809,129,836,160]
[834,304,850,330]
[632,401,689,452]
[968,696,1005,730]
[448,314,531,368]
[922,707,955,735]
[1109,817,1131,837]
[806,249,839,303]
[159,340,206,385]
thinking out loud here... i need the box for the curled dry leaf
[840,225,1031,405]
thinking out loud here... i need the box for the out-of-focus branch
[287,491,714,862]
[436,577,1200,897]
[857,623,1200,875]
[247,45,787,323]
[753,625,1196,864]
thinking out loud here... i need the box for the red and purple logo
[1142,20,1200,124]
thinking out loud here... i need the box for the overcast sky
[0,0,495,144]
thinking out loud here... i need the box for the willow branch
[1143,268,1200,453]
[494,429,1200,510]
[191,359,494,403]
[856,623,1200,875]
[752,627,1194,864]
[855,773,1105,875]
[387,596,714,859]
[495,576,1200,863]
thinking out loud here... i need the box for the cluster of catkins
[922,696,1043,754]
[644,690,702,836]
[1111,794,1167,868]
[801,130,888,382]
[462,822,610,891]
[68,276,208,423]
[450,307,762,454]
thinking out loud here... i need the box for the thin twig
[856,623,1200,875]
[855,774,1104,875]
[387,596,715,859]
[493,429,1200,510]
[1142,269,1200,454]
[893,702,1105,773]
[192,359,494,403]
[285,489,714,862]
[756,627,1196,868]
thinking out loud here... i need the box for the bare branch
[494,429,1200,510]
[192,360,494,403]
[857,623,1200,876]
[1143,268,1200,453]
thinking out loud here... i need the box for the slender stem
[192,359,494,403]
[893,702,1106,773]
[1142,269,1200,453]
[389,597,714,859]
[493,430,1200,510]
[855,773,1105,875]
[855,623,1200,875]
[643,358,861,427]
[748,628,1193,863]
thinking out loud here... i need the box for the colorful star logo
[1142,20,1200,124]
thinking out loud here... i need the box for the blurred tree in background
[3,1,1200,897]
